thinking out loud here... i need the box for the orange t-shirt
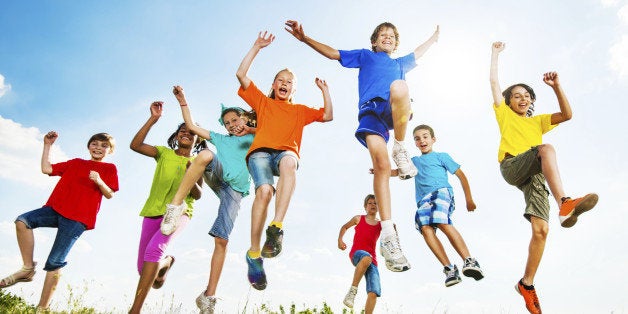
[238,81,324,159]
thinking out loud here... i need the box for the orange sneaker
[559,193,598,228]
[515,280,542,314]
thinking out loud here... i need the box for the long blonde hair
[267,68,296,103]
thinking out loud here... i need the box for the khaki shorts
[500,146,550,222]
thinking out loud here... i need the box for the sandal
[152,256,175,289]
[0,262,37,289]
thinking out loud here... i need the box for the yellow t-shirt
[494,100,557,163]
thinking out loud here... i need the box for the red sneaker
[516,280,542,314]
[559,193,598,228]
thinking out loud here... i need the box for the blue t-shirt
[338,49,416,105]
[209,131,254,196]
[412,152,460,203]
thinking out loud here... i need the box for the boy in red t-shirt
[0,131,118,311]
[338,194,382,314]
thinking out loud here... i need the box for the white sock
[394,139,404,146]
[381,220,395,236]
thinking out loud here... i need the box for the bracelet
[180,103,187,107]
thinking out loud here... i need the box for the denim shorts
[247,149,299,190]
[203,155,244,239]
[500,146,550,221]
[415,188,455,233]
[16,206,86,271]
[351,250,381,297]
[355,98,394,148]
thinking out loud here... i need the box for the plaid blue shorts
[415,188,455,232]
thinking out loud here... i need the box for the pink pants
[136,215,189,274]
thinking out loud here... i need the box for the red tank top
[349,215,381,266]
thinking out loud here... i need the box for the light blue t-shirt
[338,49,416,105]
[412,152,460,203]
[209,131,254,196]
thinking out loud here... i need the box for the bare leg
[365,135,392,221]
[537,144,566,205]
[204,237,228,296]
[38,269,61,309]
[351,256,372,287]
[390,80,411,142]
[420,226,451,266]
[171,150,213,206]
[129,261,160,314]
[365,292,377,314]
[522,216,548,286]
[250,185,273,252]
[271,156,297,223]
[16,221,36,268]
[438,224,471,261]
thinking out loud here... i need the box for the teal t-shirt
[139,146,195,217]
[411,152,460,203]
[209,131,254,196]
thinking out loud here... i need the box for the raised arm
[172,85,211,140]
[315,78,333,122]
[454,168,476,212]
[41,131,57,174]
[413,25,440,59]
[285,20,340,60]
[129,102,161,157]
[236,31,275,89]
[490,42,506,106]
[338,215,360,250]
[544,72,572,125]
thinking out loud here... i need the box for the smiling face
[222,111,246,135]
[271,70,296,102]
[414,128,435,154]
[506,85,534,116]
[88,140,112,161]
[371,26,398,54]
[175,125,196,148]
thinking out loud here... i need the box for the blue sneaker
[246,253,267,290]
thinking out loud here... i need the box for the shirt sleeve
[398,52,417,74]
[338,49,365,68]
[440,153,461,174]
[237,81,266,111]
[102,164,120,192]
[49,159,72,177]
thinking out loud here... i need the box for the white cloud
[601,0,620,8]
[619,4,628,24]
[0,116,68,189]
[610,35,628,78]
[0,74,11,97]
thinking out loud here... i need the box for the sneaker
[559,193,598,228]
[196,291,217,314]
[444,265,461,287]
[516,280,542,314]
[462,257,484,281]
[379,232,410,272]
[392,141,417,180]
[343,286,358,308]
[246,253,267,290]
[161,203,187,235]
[261,225,284,258]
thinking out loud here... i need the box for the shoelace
[382,236,403,259]
[163,209,176,225]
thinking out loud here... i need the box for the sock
[446,264,455,270]
[381,220,394,236]
[520,279,535,290]
[248,250,261,259]
[394,139,404,146]
[270,221,283,229]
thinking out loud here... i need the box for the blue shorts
[351,250,381,297]
[204,155,243,240]
[355,98,393,148]
[415,188,455,233]
[16,206,87,271]
[247,149,299,191]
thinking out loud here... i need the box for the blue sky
[1,1,626,313]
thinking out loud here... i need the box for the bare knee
[15,220,28,231]
[390,80,409,98]
[255,185,274,202]
[536,144,556,159]
[195,150,214,165]
[531,219,549,240]
[215,237,228,249]
[359,255,373,265]
[279,156,297,173]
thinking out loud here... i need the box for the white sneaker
[196,291,217,314]
[392,141,417,180]
[160,203,187,235]
[343,286,357,308]
[380,232,411,272]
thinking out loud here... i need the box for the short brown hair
[363,194,376,207]
[87,133,115,154]
[413,124,434,138]
[370,22,399,52]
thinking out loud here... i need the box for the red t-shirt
[349,215,381,266]
[45,158,119,230]
[238,81,324,159]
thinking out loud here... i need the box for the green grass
[0,288,357,314]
